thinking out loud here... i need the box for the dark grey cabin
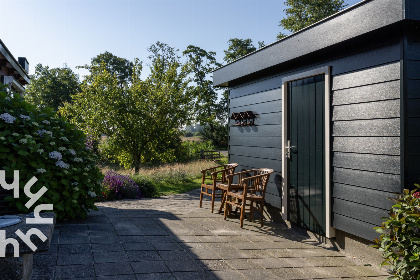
[213,0,420,241]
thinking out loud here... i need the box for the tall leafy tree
[277,0,347,40]
[183,45,230,147]
[60,43,192,172]
[78,51,134,84]
[183,46,221,133]
[223,38,257,64]
[24,64,80,111]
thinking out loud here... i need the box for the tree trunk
[134,153,141,174]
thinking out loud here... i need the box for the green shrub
[130,175,159,198]
[98,137,133,169]
[0,89,103,220]
[201,123,228,148]
[180,140,214,161]
[374,187,420,279]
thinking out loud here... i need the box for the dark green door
[288,75,325,235]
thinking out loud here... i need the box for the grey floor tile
[92,243,125,252]
[210,270,247,280]
[127,250,163,262]
[152,242,184,251]
[58,235,91,245]
[252,258,290,269]
[94,262,134,276]
[164,260,204,272]
[211,249,248,260]
[241,268,283,280]
[146,236,177,243]
[173,236,201,243]
[268,267,315,279]
[136,273,176,280]
[57,253,94,265]
[123,242,155,251]
[172,271,215,280]
[158,250,194,261]
[93,251,129,263]
[33,254,57,267]
[116,229,144,236]
[187,249,222,260]
[54,264,95,279]
[131,261,170,274]
[91,235,121,244]
[225,259,264,270]
[89,224,115,231]
[97,275,138,280]
[32,265,54,280]
[58,244,92,254]
[120,236,149,243]
[231,241,263,250]
[197,259,230,271]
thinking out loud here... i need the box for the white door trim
[281,66,335,238]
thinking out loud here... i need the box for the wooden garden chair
[223,168,274,228]
[199,163,238,213]
[217,169,257,214]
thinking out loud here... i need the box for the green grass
[154,177,203,196]
[100,160,220,197]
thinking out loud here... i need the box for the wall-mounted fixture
[230,111,256,126]
[230,112,242,126]
[244,111,256,125]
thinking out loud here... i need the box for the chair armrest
[210,169,229,176]
[241,172,273,183]
[200,164,226,173]
[226,169,258,179]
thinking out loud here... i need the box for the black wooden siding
[228,42,401,240]
[229,88,283,207]
[332,60,400,241]
[405,30,420,187]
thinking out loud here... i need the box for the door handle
[285,140,296,159]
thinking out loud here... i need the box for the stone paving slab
[32,189,389,279]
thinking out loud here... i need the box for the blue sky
[2,0,361,79]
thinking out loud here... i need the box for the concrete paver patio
[32,189,389,279]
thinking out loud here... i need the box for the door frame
[281,66,335,238]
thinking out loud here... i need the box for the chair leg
[199,188,203,208]
[240,203,245,228]
[218,191,225,214]
[260,202,264,227]
[211,190,215,213]
[249,201,254,222]
[224,200,228,220]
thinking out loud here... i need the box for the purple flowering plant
[101,170,142,201]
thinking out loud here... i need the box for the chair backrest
[201,163,239,183]
[226,168,267,187]
[220,163,239,182]
[243,168,274,196]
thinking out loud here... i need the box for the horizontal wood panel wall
[229,88,283,201]
[405,30,420,187]
[228,42,401,241]
[332,60,401,241]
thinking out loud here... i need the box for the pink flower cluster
[413,192,420,199]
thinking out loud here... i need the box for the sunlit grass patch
[99,160,221,197]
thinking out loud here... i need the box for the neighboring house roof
[213,0,420,87]
[0,39,30,89]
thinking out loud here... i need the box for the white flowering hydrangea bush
[0,89,103,220]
